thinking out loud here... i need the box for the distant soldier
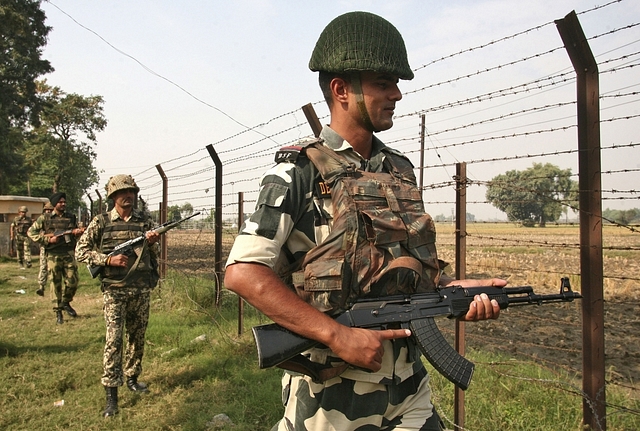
[36,201,55,297]
[28,192,85,324]
[10,206,33,268]
[76,174,160,418]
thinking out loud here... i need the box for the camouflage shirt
[11,215,32,236]
[227,126,426,384]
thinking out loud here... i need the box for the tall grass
[0,258,638,430]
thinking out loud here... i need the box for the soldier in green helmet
[10,205,33,268]
[225,11,506,430]
[76,174,160,418]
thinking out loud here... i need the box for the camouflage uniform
[75,207,159,387]
[11,212,32,267]
[227,126,442,430]
[38,246,48,291]
[28,211,80,306]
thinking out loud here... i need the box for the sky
[39,0,640,221]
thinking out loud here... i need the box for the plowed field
[166,223,640,389]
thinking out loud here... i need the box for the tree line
[1,0,105,209]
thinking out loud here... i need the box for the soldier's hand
[48,235,59,244]
[145,231,160,245]
[109,254,128,267]
[73,227,85,236]
[329,326,411,372]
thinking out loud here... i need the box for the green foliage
[486,163,578,226]
[1,262,638,430]
[603,207,640,225]
[9,81,106,209]
[0,0,53,193]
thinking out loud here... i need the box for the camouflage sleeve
[226,161,312,269]
[74,216,108,266]
[27,216,46,244]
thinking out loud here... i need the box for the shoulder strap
[304,142,357,185]
[274,137,323,164]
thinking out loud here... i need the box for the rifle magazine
[410,317,474,390]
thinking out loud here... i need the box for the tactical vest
[285,141,441,313]
[44,213,76,254]
[14,216,32,235]
[98,213,158,289]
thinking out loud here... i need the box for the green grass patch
[0,260,637,430]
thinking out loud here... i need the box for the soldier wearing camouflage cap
[10,206,33,268]
[225,11,506,431]
[76,174,159,418]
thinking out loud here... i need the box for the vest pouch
[294,259,345,313]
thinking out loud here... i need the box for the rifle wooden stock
[252,278,580,389]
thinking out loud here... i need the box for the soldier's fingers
[379,328,411,340]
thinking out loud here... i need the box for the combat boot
[126,376,149,393]
[61,302,77,317]
[56,309,64,324]
[103,386,119,417]
[36,287,44,296]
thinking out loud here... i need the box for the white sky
[39,0,640,220]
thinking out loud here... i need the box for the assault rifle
[252,277,581,390]
[46,228,83,243]
[87,211,200,279]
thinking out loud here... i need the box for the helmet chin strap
[350,73,379,133]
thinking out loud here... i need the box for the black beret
[49,192,66,206]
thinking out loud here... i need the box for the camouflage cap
[18,206,28,213]
[43,202,54,211]
[106,174,139,199]
[309,11,414,80]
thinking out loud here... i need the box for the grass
[0,257,638,430]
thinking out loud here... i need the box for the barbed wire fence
[84,2,639,430]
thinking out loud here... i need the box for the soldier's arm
[27,217,46,244]
[74,217,108,266]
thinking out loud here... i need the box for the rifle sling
[101,239,148,285]
[277,355,349,384]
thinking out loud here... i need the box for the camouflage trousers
[273,367,443,431]
[15,234,31,266]
[38,247,47,288]
[101,290,151,387]
[47,252,78,304]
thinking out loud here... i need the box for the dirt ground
[166,225,640,392]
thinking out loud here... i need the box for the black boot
[36,287,44,296]
[126,376,149,393]
[61,302,77,317]
[55,309,64,324]
[103,386,118,418]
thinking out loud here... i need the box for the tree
[0,0,53,193]
[603,208,640,225]
[12,81,106,209]
[180,202,194,218]
[486,163,577,227]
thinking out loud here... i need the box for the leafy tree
[602,208,640,225]
[180,202,194,218]
[12,81,106,209]
[167,205,182,222]
[0,0,53,193]
[486,163,577,227]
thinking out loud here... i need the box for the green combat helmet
[309,11,414,80]
[106,174,139,199]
